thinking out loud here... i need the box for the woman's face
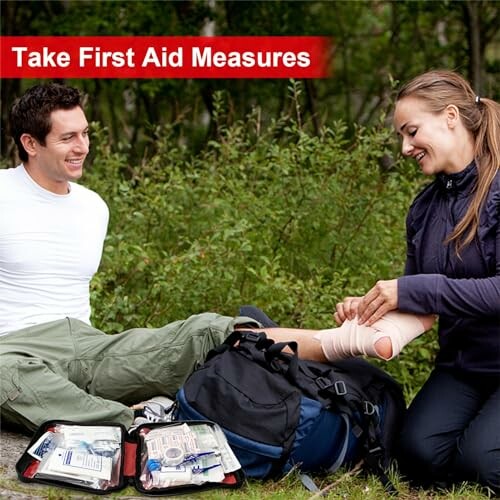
[393,96,463,176]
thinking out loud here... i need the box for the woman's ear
[445,104,460,129]
[20,134,37,157]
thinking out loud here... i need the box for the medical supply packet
[16,420,244,495]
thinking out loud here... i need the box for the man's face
[26,107,89,194]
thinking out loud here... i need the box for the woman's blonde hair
[397,70,500,253]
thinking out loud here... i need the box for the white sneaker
[130,395,174,432]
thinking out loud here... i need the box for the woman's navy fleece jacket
[398,161,500,374]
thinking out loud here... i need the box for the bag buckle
[334,380,347,395]
[315,377,333,391]
[364,401,380,417]
[369,445,382,454]
[242,331,261,343]
[316,378,347,396]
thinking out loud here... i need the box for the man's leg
[1,310,428,433]
[315,311,432,361]
[0,313,322,432]
[0,355,134,432]
[80,307,434,412]
[79,313,263,405]
[0,319,134,433]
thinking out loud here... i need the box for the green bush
[84,108,437,399]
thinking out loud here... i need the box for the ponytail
[453,97,500,253]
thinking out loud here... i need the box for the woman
[335,70,500,492]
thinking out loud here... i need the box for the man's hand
[334,296,363,325]
[357,279,398,326]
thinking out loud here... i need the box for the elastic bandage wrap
[314,311,425,361]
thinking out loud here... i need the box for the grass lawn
[2,469,491,499]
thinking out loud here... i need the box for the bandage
[163,447,184,466]
[314,311,427,361]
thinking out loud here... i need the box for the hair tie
[475,95,481,105]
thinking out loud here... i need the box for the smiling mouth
[65,159,84,168]
[415,152,425,163]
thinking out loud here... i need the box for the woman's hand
[357,279,398,326]
[334,296,363,325]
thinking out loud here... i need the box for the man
[0,83,427,434]
[1,84,107,334]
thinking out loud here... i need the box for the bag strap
[264,340,299,378]
[325,372,399,494]
[326,413,351,474]
[207,330,300,379]
[241,332,299,380]
[204,330,261,361]
[363,443,398,495]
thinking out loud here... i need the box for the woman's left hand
[357,279,398,326]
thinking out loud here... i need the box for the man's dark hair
[9,83,84,162]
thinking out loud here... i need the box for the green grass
[206,471,493,500]
[2,469,494,499]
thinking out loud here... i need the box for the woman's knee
[397,428,437,469]
[454,440,500,491]
[396,417,456,479]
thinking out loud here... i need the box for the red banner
[0,36,331,79]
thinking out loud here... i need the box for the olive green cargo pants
[0,313,258,432]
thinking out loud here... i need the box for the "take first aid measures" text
[10,46,311,68]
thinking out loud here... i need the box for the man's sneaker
[142,395,174,421]
[130,395,174,432]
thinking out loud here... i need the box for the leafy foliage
[83,91,435,400]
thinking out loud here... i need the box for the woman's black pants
[397,367,500,493]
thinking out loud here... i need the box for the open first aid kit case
[16,419,244,496]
